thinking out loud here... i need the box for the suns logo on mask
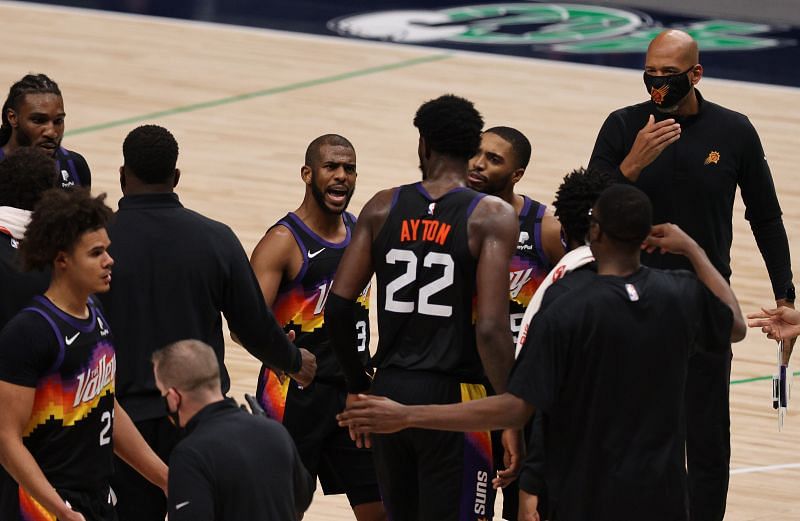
[650,84,670,105]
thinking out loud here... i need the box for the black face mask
[643,66,695,111]
[163,393,181,428]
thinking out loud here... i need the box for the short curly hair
[122,124,179,184]
[0,148,57,210]
[413,94,483,161]
[20,188,113,271]
[553,167,612,245]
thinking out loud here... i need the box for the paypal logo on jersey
[517,230,534,251]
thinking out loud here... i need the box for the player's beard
[14,126,33,147]
[311,178,352,215]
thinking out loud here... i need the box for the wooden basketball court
[1,1,798,518]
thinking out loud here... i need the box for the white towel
[515,245,595,358]
[0,206,32,240]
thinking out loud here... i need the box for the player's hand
[748,306,800,344]
[341,393,372,449]
[59,504,86,521]
[518,490,541,521]
[494,428,524,489]
[337,394,409,437]
[619,114,681,181]
[289,348,316,388]
[642,223,697,256]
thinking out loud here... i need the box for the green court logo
[328,3,791,53]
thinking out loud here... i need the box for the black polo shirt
[98,193,302,422]
[589,91,792,298]
[168,399,314,520]
[508,266,733,521]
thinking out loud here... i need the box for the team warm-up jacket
[589,90,792,299]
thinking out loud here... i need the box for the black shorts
[257,368,381,506]
[0,474,116,521]
[371,368,493,521]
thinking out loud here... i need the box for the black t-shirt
[168,399,314,521]
[371,182,484,381]
[0,231,49,329]
[0,296,115,518]
[507,266,733,521]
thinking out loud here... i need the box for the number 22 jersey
[372,183,486,382]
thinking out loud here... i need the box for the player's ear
[6,107,17,128]
[172,169,180,188]
[511,167,525,184]
[118,166,125,191]
[53,250,68,270]
[301,165,312,185]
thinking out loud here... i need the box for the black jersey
[509,196,552,344]
[0,296,115,519]
[257,212,370,418]
[372,183,485,381]
[0,147,91,189]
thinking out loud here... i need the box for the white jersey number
[99,409,114,446]
[384,249,454,317]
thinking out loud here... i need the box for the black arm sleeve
[737,117,793,299]
[168,448,215,521]
[324,292,371,393]
[221,232,302,373]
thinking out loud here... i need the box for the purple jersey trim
[22,306,67,375]
[274,219,309,286]
[466,193,487,219]
[33,295,98,332]
[414,182,471,201]
[286,212,351,249]
[389,187,401,211]
[533,203,549,266]
[57,147,81,187]
[519,195,533,218]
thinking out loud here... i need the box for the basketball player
[468,126,563,518]
[0,189,167,521]
[0,74,91,188]
[338,184,747,521]
[514,166,612,520]
[468,126,563,344]
[249,134,384,520]
[326,94,519,521]
[0,148,57,328]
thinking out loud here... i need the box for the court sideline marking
[730,462,800,475]
[65,53,452,137]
